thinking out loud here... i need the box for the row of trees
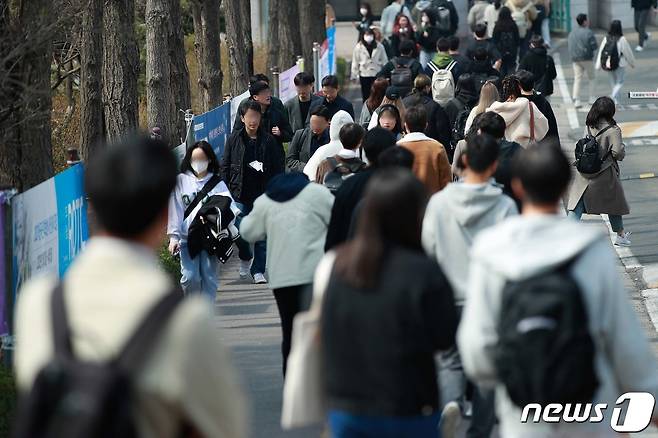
[0,0,326,192]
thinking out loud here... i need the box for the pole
[312,42,320,93]
[270,66,280,98]
[0,188,16,367]
[296,55,304,73]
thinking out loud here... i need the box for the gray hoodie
[458,215,658,437]
[422,182,518,305]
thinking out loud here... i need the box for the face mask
[360,8,368,16]
[191,159,209,175]
[364,35,374,43]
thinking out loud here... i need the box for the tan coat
[397,132,452,194]
[567,123,630,215]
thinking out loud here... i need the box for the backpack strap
[115,289,184,371]
[427,61,439,73]
[529,101,535,142]
[446,60,457,71]
[184,174,223,220]
[51,282,73,359]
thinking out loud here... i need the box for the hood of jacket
[472,214,603,281]
[470,59,494,74]
[330,110,354,142]
[528,46,547,57]
[487,97,531,125]
[509,0,531,7]
[432,52,454,68]
[265,172,310,202]
[440,182,513,227]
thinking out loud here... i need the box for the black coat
[519,47,557,96]
[632,0,657,9]
[402,91,451,148]
[320,95,355,120]
[416,26,441,52]
[221,128,285,203]
[525,92,559,141]
[232,98,293,146]
[187,195,236,260]
[377,56,424,97]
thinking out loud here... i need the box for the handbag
[281,255,335,429]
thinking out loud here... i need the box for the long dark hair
[608,20,623,38]
[360,2,373,19]
[494,6,517,33]
[334,168,428,288]
[586,96,617,128]
[366,77,389,112]
[180,141,220,175]
[377,104,403,135]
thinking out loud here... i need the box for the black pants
[635,8,650,47]
[359,76,376,102]
[272,284,310,377]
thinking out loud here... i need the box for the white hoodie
[167,171,239,243]
[458,215,658,438]
[422,181,517,305]
[487,97,548,147]
[304,110,354,181]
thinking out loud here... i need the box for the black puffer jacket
[519,47,557,96]
[221,128,285,203]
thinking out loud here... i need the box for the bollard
[297,56,305,73]
[312,42,321,93]
[271,66,280,98]
[66,148,82,167]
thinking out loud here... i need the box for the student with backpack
[458,142,658,437]
[316,123,367,188]
[377,39,423,98]
[433,0,460,38]
[567,97,631,246]
[397,105,452,194]
[505,0,538,58]
[13,138,247,438]
[426,38,457,106]
[519,35,557,98]
[470,47,502,95]
[465,23,503,71]
[423,133,517,438]
[596,20,636,104]
[492,6,521,78]
[445,74,479,161]
[403,74,452,148]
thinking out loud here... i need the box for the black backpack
[391,58,414,89]
[494,256,599,408]
[498,31,517,58]
[574,125,614,174]
[323,156,365,193]
[600,37,620,71]
[450,103,472,161]
[13,284,183,438]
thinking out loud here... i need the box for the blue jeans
[328,411,441,438]
[569,197,624,232]
[234,202,267,276]
[179,242,219,302]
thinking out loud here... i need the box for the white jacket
[240,182,334,290]
[487,97,548,147]
[595,35,636,70]
[304,110,354,181]
[167,171,239,243]
[457,215,658,438]
[483,4,501,38]
[351,42,389,79]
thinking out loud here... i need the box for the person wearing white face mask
[167,141,239,300]
[353,3,374,39]
[351,28,389,102]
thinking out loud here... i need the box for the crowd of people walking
[11,1,657,438]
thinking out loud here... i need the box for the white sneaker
[573,100,582,108]
[253,273,268,284]
[239,259,252,279]
[635,45,644,52]
[614,234,631,247]
[440,401,462,438]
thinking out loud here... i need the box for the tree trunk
[79,0,104,159]
[0,0,54,191]
[102,0,140,142]
[168,0,191,144]
[191,0,223,113]
[267,0,279,70]
[298,0,326,72]
[145,0,172,145]
[223,0,253,96]
[275,0,303,71]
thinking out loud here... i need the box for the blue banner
[54,165,89,276]
[327,26,336,75]
[193,103,231,159]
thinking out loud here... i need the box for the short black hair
[378,146,415,169]
[249,80,270,97]
[242,100,262,116]
[530,34,544,47]
[465,134,500,172]
[473,46,489,61]
[448,35,460,51]
[474,23,487,38]
[477,111,507,139]
[515,69,535,92]
[362,127,396,166]
[180,141,220,175]
[85,136,177,238]
[310,105,331,121]
[250,73,269,85]
[404,105,428,133]
[339,123,366,150]
[436,37,450,52]
[576,13,588,26]
[294,71,315,86]
[511,140,571,204]
[399,39,415,55]
[321,75,339,88]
